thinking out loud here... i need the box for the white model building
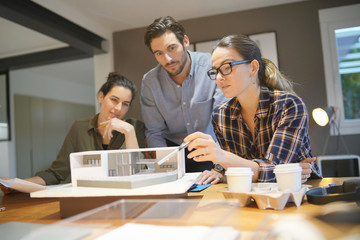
[70,147,186,189]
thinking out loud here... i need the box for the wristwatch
[213,164,225,174]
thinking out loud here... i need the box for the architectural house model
[70,147,186,189]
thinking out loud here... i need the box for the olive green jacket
[36,114,145,185]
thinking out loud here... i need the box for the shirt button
[177,85,180,88]
[183,102,186,105]
[187,123,190,126]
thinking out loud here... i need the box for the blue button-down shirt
[141,51,227,147]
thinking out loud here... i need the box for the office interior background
[0,0,359,178]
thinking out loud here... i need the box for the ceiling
[1,0,305,59]
[0,0,305,83]
[34,0,305,33]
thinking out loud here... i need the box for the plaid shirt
[212,87,321,182]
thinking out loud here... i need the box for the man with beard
[141,16,227,176]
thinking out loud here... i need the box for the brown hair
[214,34,294,93]
[144,16,186,52]
[98,72,137,104]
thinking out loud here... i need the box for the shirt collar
[256,86,271,119]
[188,50,194,79]
[228,98,242,120]
[88,113,99,133]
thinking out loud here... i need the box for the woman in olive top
[1,72,145,189]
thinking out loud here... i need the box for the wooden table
[1,177,359,239]
[189,177,360,238]
[0,192,60,224]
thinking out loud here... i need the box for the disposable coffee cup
[274,163,302,192]
[225,167,253,193]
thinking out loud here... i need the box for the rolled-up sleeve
[35,123,78,185]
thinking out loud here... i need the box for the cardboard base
[30,173,201,218]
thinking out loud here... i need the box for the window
[335,26,360,121]
[319,4,360,135]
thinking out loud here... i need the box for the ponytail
[261,58,294,93]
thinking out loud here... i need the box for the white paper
[0,178,46,193]
[95,223,240,240]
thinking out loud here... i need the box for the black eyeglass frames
[207,60,251,80]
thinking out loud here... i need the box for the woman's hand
[185,132,260,183]
[0,178,17,195]
[299,157,316,183]
[184,132,225,163]
[100,118,139,149]
[184,132,227,185]
[100,118,135,141]
[196,170,224,185]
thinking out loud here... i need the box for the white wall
[0,58,96,177]
[11,66,95,105]
[1,1,115,177]
[33,0,115,112]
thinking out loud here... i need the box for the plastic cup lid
[274,163,301,173]
[225,167,254,175]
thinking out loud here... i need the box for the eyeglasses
[207,60,251,80]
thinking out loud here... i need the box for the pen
[157,141,191,165]
[97,119,124,130]
[97,125,106,130]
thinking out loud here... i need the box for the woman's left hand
[299,157,316,183]
[196,170,224,185]
[100,118,135,141]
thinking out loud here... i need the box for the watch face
[214,164,224,172]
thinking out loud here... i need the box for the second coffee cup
[226,167,254,193]
[274,163,302,192]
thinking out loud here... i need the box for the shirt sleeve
[140,77,168,148]
[254,96,310,182]
[35,122,78,185]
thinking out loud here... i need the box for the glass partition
[19,199,241,240]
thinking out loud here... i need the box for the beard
[165,50,188,76]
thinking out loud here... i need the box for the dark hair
[214,34,294,93]
[144,16,186,52]
[98,72,137,103]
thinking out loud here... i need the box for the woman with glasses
[185,34,320,185]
